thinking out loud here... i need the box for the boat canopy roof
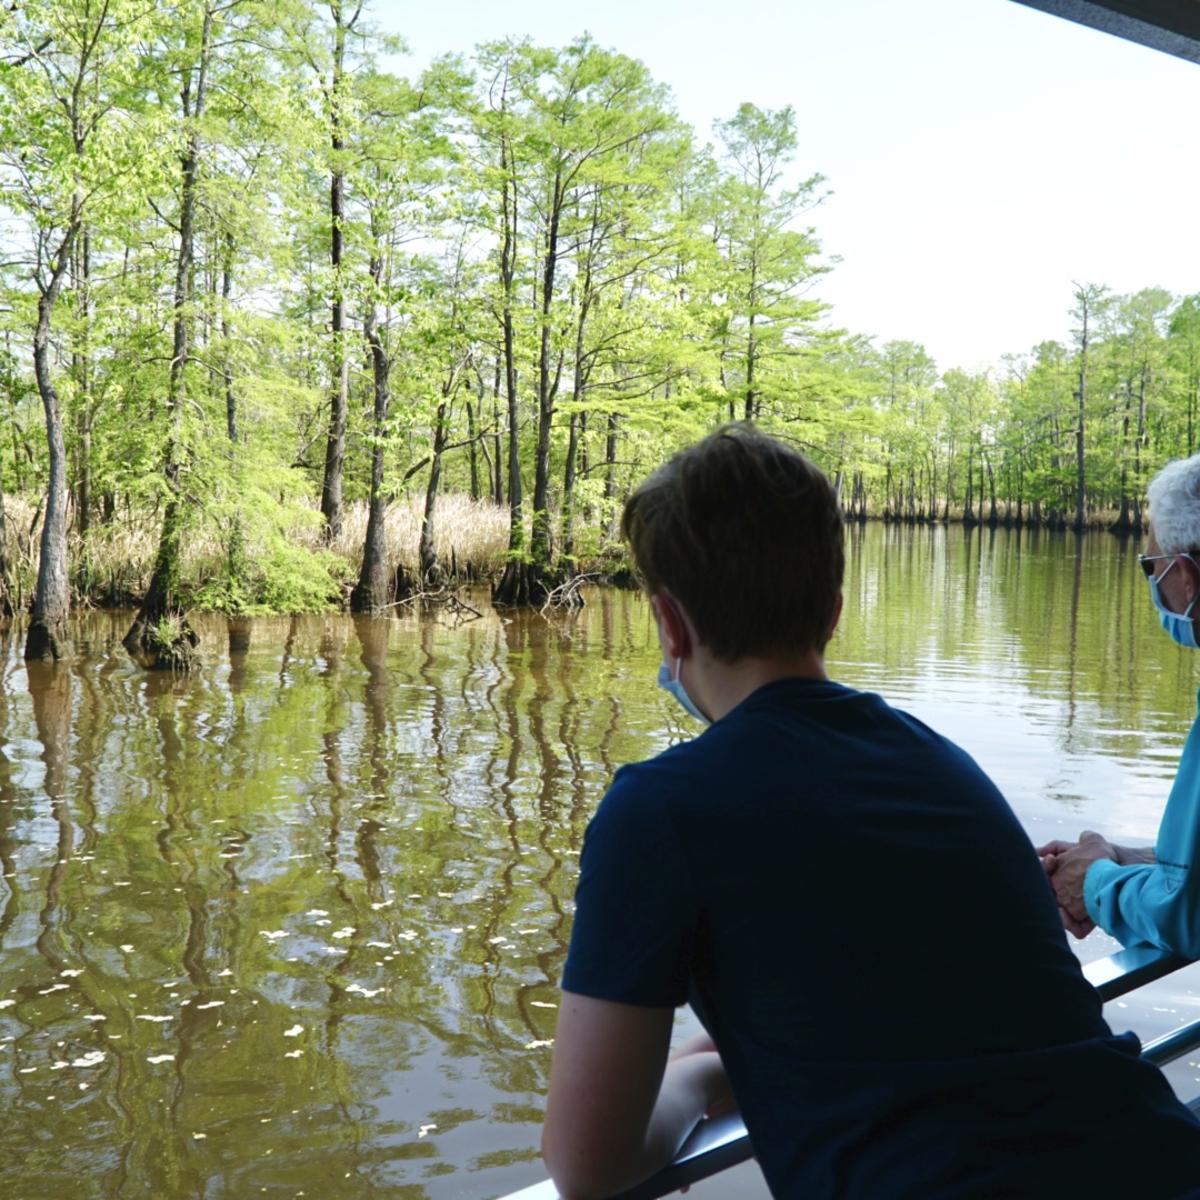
[1014,1,1200,64]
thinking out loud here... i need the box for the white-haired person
[1044,451,1200,954]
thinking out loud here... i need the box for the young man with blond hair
[542,425,1200,1200]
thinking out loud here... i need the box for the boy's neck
[697,650,829,723]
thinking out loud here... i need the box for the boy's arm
[542,991,729,1200]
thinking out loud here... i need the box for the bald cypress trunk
[25,141,87,665]
[492,108,533,607]
[26,251,74,659]
[319,1,355,542]
[124,5,214,669]
[350,245,392,614]
[418,400,447,586]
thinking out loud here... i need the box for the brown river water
[2,523,1200,1199]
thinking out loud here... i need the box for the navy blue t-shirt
[562,678,1200,1199]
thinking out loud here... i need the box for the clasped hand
[1037,830,1119,939]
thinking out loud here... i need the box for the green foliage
[153,612,185,646]
[1,6,1196,622]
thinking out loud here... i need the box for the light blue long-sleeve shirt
[1085,691,1200,956]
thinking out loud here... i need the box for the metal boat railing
[498,944,1199,1200]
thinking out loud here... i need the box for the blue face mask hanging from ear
[1148,559,1200,649]
[657,657,709,724]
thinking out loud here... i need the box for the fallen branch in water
[540,573,599,614]
[387,587,483,622]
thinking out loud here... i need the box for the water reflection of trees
[0,624,22,948]
[834,524,1195,766]
[0,598,674,1199]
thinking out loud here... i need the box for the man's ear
[1180,556,1200,604]
[651,591,691,661]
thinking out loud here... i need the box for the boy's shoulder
[604,676,982,828]
[603,679,870,810]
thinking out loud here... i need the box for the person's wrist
[1112,843,1154,866]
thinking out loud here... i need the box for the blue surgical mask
[1148,561,1200,649]
[657,657,709,724]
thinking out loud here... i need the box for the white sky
[372,0,1200,374]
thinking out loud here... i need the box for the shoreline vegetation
[0,6,1187,665]
[0,490,1146,625]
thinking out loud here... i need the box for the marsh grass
[0,493,512,614]
[326,494,511,581]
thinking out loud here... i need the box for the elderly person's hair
[1148,452,1200,553]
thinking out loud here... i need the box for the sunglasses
[1139,552,1200,578]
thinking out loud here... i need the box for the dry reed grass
[325,494,511,580]
[0,492,512,612]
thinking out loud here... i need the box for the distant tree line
[0,2,1191,666]
[862,285,1200,537]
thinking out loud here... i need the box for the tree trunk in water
[419,396,448,586]
[0,447,13,619]
[350,248,392,614]
[492,305,529,604]
[1113,384,1132,533]
[125,501,198,669]
[221,238,248,604]
[1134,367,1147,529]
[1073,290,1091,532]
[527,167,564,599]
[319,3,352,542]
[492,118,532,607]
[27,298,71,658]
[73,229,92,544]
[561,233,595,567]
[124,7,213,670]
[26,217,78,661]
